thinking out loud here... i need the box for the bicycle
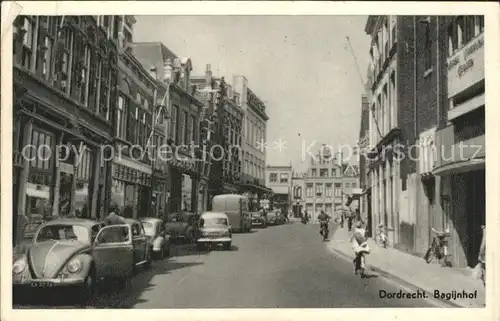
[424,228,451,267]
[376,223,388,248]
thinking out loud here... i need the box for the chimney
[205,64,212,88]
[163,58,173,83]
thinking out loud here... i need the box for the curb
[328,246,464,308]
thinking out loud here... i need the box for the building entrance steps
[327,225,486,308]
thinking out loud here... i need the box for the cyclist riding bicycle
[317,210,331,235]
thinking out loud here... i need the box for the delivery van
[211,194,252,233]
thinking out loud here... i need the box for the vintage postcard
[1,1,499,321]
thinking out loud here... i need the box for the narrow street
[15,222,434,309]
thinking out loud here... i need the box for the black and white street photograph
[1,1,498,318]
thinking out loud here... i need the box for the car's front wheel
[78,270,96,306]
[223,242,232,251]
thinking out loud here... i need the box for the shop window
[29,129,53,171]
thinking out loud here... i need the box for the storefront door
[465,169,485,266]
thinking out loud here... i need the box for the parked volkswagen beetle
[12,218,137,305]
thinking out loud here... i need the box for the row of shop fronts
[11,16,210,245]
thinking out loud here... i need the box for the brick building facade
[364,15,485,268]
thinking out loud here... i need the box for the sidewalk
[328,227,486,308]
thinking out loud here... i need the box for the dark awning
[432,158,485,176]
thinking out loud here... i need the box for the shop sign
[168,157,196,171]
[447,34,484,98]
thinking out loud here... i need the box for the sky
[134,15,371,172]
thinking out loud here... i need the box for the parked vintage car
[164,212,199,242]
[196,212,232,250]
[12,218,151,304]
[123,218,153,270]
[141,217,171,260]
[251,211,267,228]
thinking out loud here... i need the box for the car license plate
[29,281,54,288]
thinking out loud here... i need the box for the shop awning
[432,158,485,176]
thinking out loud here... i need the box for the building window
[320,169,328,177]
[178,111,186,146]
[171,105,178,143]
[294,186,302,199]
[391,24,397,46]
[141,112,147,147]
[390,72,396,129]
[55,27,73,94]
[334,183,342,197]
[117,95,126,139]
[463,16,476,44]
[475,15,484,34]
[21,16,36,70]
[280,173,289,184]
[190,116,196,145]
[99,62,110,120]
[79,45,91,105]
[311,169,317,177]
[352,182,357,188]
[315,183,323,196]
[306,184,313,197]
[448,20,458,56]
[457,16,465,48]
[184,112,190,145]
[424,19,432,71]
[35,17,54,80]
[126,104,137,143]
[326,183,333,197]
